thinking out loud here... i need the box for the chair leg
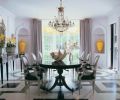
[93,81,95,94]
[38,80,41,95]
[79,80,81,95]
[25,81,27,94]
[25,81,30,98]
[25,81,29,90]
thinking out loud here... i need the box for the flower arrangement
[6,35,16,48]
[50,50,67,61]
[0,33,5,48]
[64,41,79,54]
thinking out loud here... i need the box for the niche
[93,27,105,53]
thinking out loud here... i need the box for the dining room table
[38,60,81,99]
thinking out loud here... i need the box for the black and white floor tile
[0,64,120,100]
[0,81,25,92]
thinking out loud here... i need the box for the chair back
[81,51,85,59]
[21,56,30,75]
[93,55,100,77]
[39,52,42,58]
[21,56,29,66]
[39,51,42,62]
[31,53,37,64]
[24,53,31,64]
[86,52,91,62]
[79,51,85,61]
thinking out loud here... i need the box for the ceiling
[0,0,120,19]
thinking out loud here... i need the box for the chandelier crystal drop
[48,0,74,32]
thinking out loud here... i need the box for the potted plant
[0,33,5,54]
[6,35,16,55]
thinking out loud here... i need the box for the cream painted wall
[1,4,120,69]
[91,6,120,69]
[108,6,120,70]
[0,6,15,36]
[91,16,108,68]
[0,6,15,55]
[15,17,32,53]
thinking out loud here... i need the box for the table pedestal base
[48,75,74,92]
[57,87,64,100]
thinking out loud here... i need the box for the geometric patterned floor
[0,67,120,100]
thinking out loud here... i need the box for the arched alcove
[18,28,29,36]
[93,27,105,35]
[16,27,32,54]
[92,26,106,68]
[93,27,105,53]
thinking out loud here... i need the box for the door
[110,23,118,70]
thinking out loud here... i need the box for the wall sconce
[0,16,5,34]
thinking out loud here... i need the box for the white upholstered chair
[78,55,100,94]
[21,55,42,94]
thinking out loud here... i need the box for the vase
[6,47,15,55]
[18,39,26,55]
[96,39,104,53]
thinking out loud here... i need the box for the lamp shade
[96,39,104,53]
[18,39,26,54]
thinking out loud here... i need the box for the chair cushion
[37,73,43,80]
[36,67,47,73]
[25,73,38,80]
[84,63,92,70]
[85,66,92,70]
[78,72,95,80]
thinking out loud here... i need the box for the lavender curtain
[32,19,42,58]
[80,18,91,54]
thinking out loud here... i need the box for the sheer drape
[80,19,91,55]
[32,19,42,58]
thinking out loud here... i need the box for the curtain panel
[32,19,42,58]
[80,18,91,55]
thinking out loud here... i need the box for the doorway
[110,23,118,70]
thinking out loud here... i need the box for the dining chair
[77,52,92,72]
[39,51,42,58]
[39,51,53,80]
[85,52,92,65]
[86,52,91,61]
[76,51,85,72]
[21,55,42,94]
[79,51,85,63]
[38,51,42,63]
[31,53,47,84]
[78,55,100,94]
[31,53,38,64]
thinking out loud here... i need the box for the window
[42,20,80,64]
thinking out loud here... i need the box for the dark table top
[39,60,81,69]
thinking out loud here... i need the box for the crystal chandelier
[48,0,74,32]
